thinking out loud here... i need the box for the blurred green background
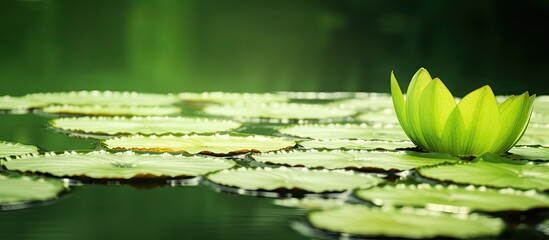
[1,0,548,96]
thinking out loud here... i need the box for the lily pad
[203,103,356,121]
[104,134,296,155]
[278,123,409,141]
[0,141,39,159]
[330,95,393,111]
[356,184,549,212]
[178,92,288,104]
[533,95,549,114]
[2,151,235,179]
[308,205,504,239]
[299,139,414,150]
[277,91,358,100]
[206,167,384,193]
[0,174,67,209]
[518,123,549,147]
[418,153,549,191]
[274,197,347,210]
[507,146,549,161]
[530,112,549,124]
[42,104,181,116]
[250,150,459,171]
[50,116,241,136]
[25,90,179,106]
[0,96,45,112]
[356,108,399,124]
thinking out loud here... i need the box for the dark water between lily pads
[0,113,308,240]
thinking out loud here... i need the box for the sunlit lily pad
[533,96,549,115]
[299,139,414,150]
[2,151,235,179]
[206,167,384,193]
[418,153,549,191]
[0,141,39,159]
[25,90,178,106]
[277,91,358,100]
[330,94,393,111]
[42,104,181,116]
[178,92,288,104]
[530,112,549,124]
[518,123,549,147]
[251,150,459,171]
[0,96,45,112]
[356,108,399,124]
[308,205,504,239]
[50,116,241,136]
[203,103,356,121]
[356,184,549,213]
[278,123,408,141]
[0,174,67,209]
[274,197,347,210]
[507,146,549,161]
[104,134,296,155]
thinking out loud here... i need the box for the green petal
[418,78,456,152]
[441,106,467,155]
[390,72,413,143]
[493,93,535,153]
[442,86,500,156]
[405,68,433,150]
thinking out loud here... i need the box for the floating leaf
[274,198,347,210]
[207,167,383,193]
[0,174,67,209]
[277,91,359,100]
[251,150,459,171]
[330,95,393,111]
[356,108,399,124]
[0,96,45,112]
[50,116,241,137]
[25,90,178,106]
[203,103,356,121]
[278,123,408,141]
[104,134,296,155]
[533,96,549,114]
[530,112,549,124]
[507,146,549,161]
[518,123,549,147]
[42,104,181,116]
[178,92,288,104]
[2,151,235,179]
[418,153,549,191]
[356,184,549,212]
[0,141,39,159]
[308,205,504,239]
[299,139,414,150]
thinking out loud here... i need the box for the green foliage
[0,174,67,208]
[206,167,383,193]
[2,151,235,179]
[356,183,549,212]
[308,205,504,239]
[251,149,459,171]
[50,116,241,137]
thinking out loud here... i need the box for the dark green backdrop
[1,0,548,96]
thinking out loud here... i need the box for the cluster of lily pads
[1,90,548,239]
